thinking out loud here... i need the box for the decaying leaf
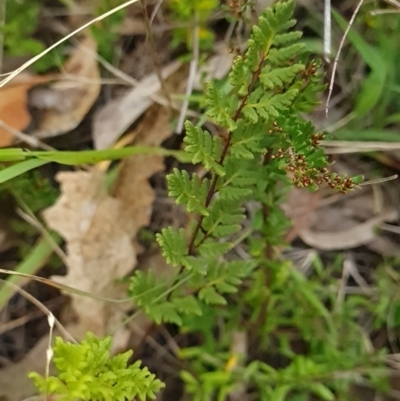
[42,170,135,338]
[284,180,400,254]
[31,35,100,138]
[299,209,398,251]
[0,74,50,147]
[92,61,181,150]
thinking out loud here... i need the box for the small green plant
[29,333,164,401]
[22,1,393,400]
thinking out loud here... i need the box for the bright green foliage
[166,170,210,215]
[184,121,224,175]
[22,1,380,401]
[201,199,244,238]
[144,1,375,401]
[29,333,164,401]
[149,0,360,327]
[129,271,202,325]
[259,65,305,89]
[156,227,188,267]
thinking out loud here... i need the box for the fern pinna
[130,0,360,324]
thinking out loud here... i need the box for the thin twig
[325,0,366,116]
[176,14,200,134]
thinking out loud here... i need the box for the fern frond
[244,38,262,71]
[196,259,256,305]
[184,121,225,175]
[129,270,165,306]
[202,199,244,238]
[218,159,259,200]
[228,55,249,95]
[264,0,296,31]
[229,119,267,158]
[167,169,210,215]
[182,255,209,275]
[260,64,304,89]
[273,31,303,46]
[156,227,188,267]
[130,271,202,325]
[205,82,237,131]
[130,273,181,324]
[30,333,164,401]
[269,43,305,65]
[243,89,298,122]
[172,295,202,317]
[199,286,227,305]
[197,239,232,258]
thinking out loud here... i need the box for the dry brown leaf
[0,74,50,147]
[284,181,400,255]
[299,209,398,250]
[42,170,136,338]
[92,61,181,150]
[31,35,100,138]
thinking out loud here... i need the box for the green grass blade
[31,146,188,164]
[0,159,50,184]
[0,148,27,161]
